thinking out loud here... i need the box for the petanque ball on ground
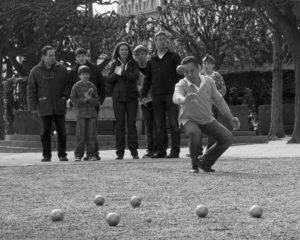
[50,209,65,221]
[146,217,152,223]
[106,212,120,226]
[249,205,263,218]
[130,196,142,208]
[93,195,105,206]
[196,204,208,218]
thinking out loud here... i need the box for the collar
[186,74,203,87]
[38,61,59,70]
[154,48,170,58]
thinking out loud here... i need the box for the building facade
[117,0,167,16]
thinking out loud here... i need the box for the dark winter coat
[141,49,181,97]
[106,58,140,102]
[27,61,69,116]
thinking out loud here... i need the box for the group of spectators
[27,30,240,173]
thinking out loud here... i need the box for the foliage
[0,0,125,76]
[240,0,300,142]
[223,70,295,111]
[154,0,274,69]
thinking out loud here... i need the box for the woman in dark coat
[107,42,140,160]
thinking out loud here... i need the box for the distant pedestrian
[70,65,100,161]
[69,47,105,160]
[201,54,228,150]
[141,31,182,158]
[27,45,69,162]
[107,42,140,160]
[173,56,240,173]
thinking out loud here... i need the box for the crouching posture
[173,56,240,173]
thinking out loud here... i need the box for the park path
[0,137,299,167]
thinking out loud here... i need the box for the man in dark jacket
[27,45,69,162]
[69,48,106,160]
[141,31,182,158]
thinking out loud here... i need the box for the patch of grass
[0,157,299,239]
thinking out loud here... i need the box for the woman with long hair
[107,42,140,160]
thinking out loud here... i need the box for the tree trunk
[268,30,285,140]
[288,54,300,143]
[0,51,4,140]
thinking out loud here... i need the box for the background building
[117,0,167,16]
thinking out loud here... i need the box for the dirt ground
[0,155,299,240]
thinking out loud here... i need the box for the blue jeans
[75,117,97,158]
[183,120,233,168]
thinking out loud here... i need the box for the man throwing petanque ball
[173,56,240,173]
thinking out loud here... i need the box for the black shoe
[116,155,124,160]
[41,158,51,162]
[166,153,180,158]
[131,150,139,159]
[59,157,68,162]
[142,152,154,158]
[151,152,166,158]
[95,154,101,161]
[190,167,199,173]
[83,156,89,161]
[198,159,216,172]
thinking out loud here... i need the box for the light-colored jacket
[173,75,224,125]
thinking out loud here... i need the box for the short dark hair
[41,45,55,56]
[77,65,90,76]
[112,42,133,61]
[181,56,199,67]
[154,31,168,40]
[202,54,215,65]
[75,47,87,56]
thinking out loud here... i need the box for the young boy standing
[70,65,100,161]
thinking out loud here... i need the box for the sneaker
[83,156,89,161]
[95,154,101,161]
[116,155,124,160]
[75,157,81,162]
[132,154,139,159]
[190,167,199,173]
[41,158,51,162]
[59,157,68,162]
[198,158,216,172]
